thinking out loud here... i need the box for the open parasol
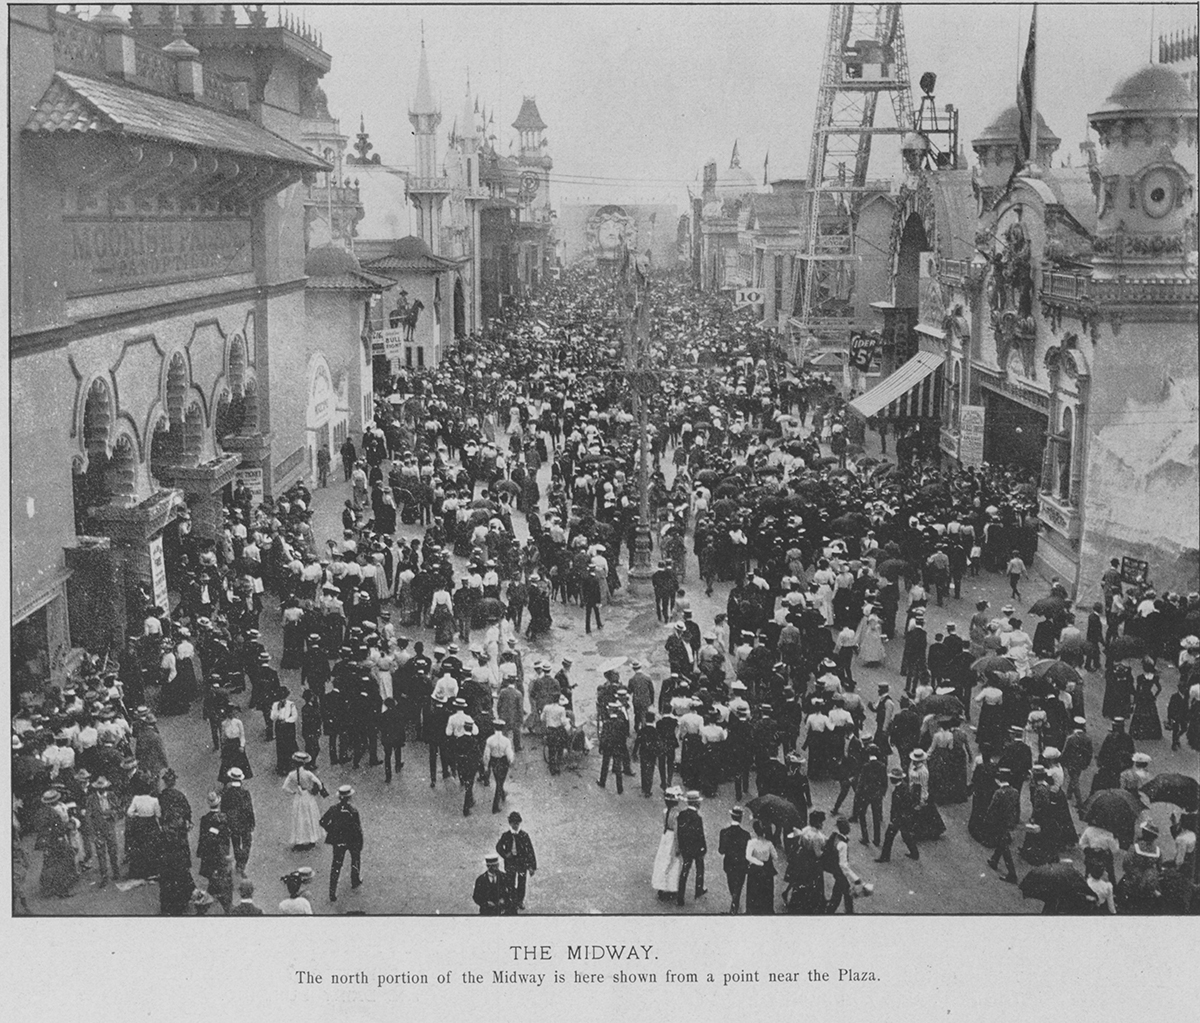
[876,558,908,581]
[917,692,964,717]
[1106,635,1145,661]
[1140,773,1200,812]
[746,793,805,833]
[1028,659,1081,689]
[597,656,628,674]
[1082,789,1142,846]
[1018,861,1094,906]
[972,654,1017,675]
[1029,595,1069,618]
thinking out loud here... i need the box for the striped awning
[848,350,943,419]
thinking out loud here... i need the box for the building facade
[850,61,1198,603]
[10,5,330,678]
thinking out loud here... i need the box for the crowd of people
[11,264,1199,916]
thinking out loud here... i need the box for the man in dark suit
[219,768,255,877]
[597,711,627,794]
[632,710,660,797]
[229,879,264,915]
[876,767,920,862]
[675,791,708,906]
[379,696,405,782]
[718,806,750,914]
[319,785,364,902]
[984,768,1021,882]
[853,748,888,847]
[472,853,513,914]
[997,726,1034,799]
[495,812,537,912]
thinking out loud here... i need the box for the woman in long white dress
[651,789,684,901]
[281,752,325,850]
[856,612,887,666]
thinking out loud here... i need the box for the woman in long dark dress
[744,820,778,915]
[35,791,79,898]
[1101,660,1134,720]
[967,754,998,844]
[271,689,300,776]
[927,719,971,805]
[123,778,162,880]
[1128,657,1163,741]
[157,819,195,916]
[280,599,306,670]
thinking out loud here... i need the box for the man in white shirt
[483,721,516,813]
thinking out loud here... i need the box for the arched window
[1058,407,1073,501]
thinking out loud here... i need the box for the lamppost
[619,245,655,591]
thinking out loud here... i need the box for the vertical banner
[959,404,986,466]
[149,536,170,612]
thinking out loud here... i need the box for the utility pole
[620,245,655,591]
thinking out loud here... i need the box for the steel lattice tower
[795,4,915,350]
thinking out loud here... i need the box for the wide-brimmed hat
[291,752,311,764]
[909,749,927,762]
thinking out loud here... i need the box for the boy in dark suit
[718,806,750,914]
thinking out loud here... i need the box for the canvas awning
[848,350,942,418]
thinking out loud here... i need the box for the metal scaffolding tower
[795,3,915,350]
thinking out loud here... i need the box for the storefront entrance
[983,389,1048,477]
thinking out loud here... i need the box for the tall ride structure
[796,4,915,351]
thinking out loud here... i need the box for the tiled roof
[307,270,394,292]
[25,72,328,169]
[512,97,546,132]
[363,236,461,273]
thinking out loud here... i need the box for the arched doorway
[306,353,337,483]
[73,378,114,532]
[453,277,466,338]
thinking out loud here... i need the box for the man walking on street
[597,710,627,794]
[718,806,749,914]
[1006,550,1026,601]
[984,768,1021,883]
[380,696,405,783]
[220,767,255,877]
[320,785,364,902]
[853,748,888,848]
[496,812,537,911]
[675,791,708,906]
[483,721,515,813]
[876,767,920,862]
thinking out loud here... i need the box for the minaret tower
[408,34,449,254]
[458,75,486,331]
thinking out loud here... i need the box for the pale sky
[297,3,1188,205]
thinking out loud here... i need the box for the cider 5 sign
[735,288,764,308]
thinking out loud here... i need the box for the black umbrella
[1029,595,1069,618]
[474,597,506,622]
[1018,861,1093,904]
[746,794,805,832]
[917,693,964,717]
[1082,789,1142,846]
[1141,773,1200,811]
[972,654,1017,675]
[1107,635,1145,661]
[855,456,880,468]
[493,479,520,496]
[876,558,908,581]
[1029,659,1081,689]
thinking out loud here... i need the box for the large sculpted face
[590,205,630,261]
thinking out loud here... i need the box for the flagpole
[1028,5,1039,173]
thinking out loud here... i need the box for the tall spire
[460,71,476,141]
[411,36,438,117]
[730,140,741,168]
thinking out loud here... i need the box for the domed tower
[971,105,1061,191]
[1075,62,1199,602]
[1087,64,1198,282]
[408,38,450,255]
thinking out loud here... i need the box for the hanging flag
[763,150,770,186]
[1014,6,1038,177]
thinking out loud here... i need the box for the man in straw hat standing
[320,785,364,903]
[674,791,708,907]
[220,767,255,877]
